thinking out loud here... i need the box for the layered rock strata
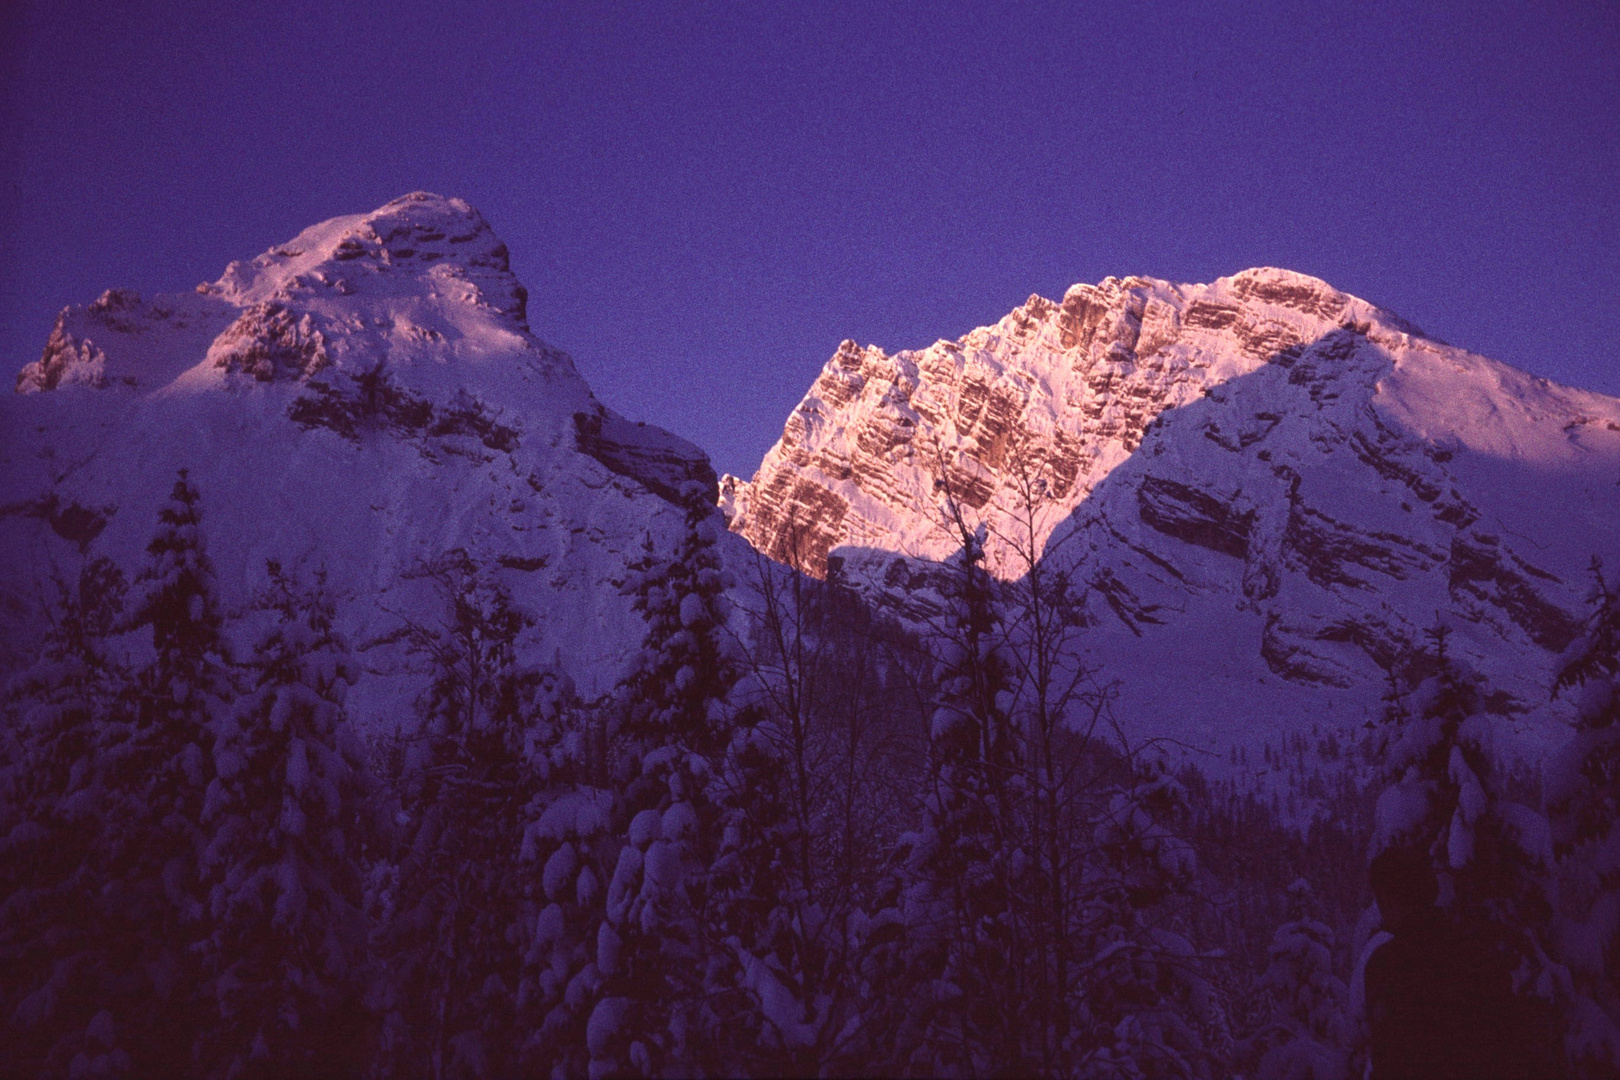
[727,268,1620,742]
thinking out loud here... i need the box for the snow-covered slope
[727,268,1620,758]
[1,193,724,715]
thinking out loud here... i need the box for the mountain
[0,193,725,716]
[8,200,1616,767]
[724,268,1620,760]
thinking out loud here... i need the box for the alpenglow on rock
[1,193,724,710]
[725,268,1620,752]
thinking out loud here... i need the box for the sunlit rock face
[1,193,727,711]
[728,267,1620,751]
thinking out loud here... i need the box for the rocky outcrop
[17,322,109,392]
[1137,477,1253,560]
[573,407,718,508]
[206,191,529,327]
[1448,534,1581,651]
[207,303,331,381]
[14,288,159,392]
[729,267,1620,721]
[731,269,1409,581]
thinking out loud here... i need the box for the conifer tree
[586,485,745,1078]
[1370,625,1562,1067]
[376,552,543,1080]
[196,561,375,1077]
[0,557,131,1075]
[618,485,739,760]
[1249,880,1352,1080]
[1372,627,1555,961]
[1083,756,1220,1077]
[98,469,232,1072]
[703,712,836,1074]
[516,685,613,1080]
[896,517,1031,1076]
[2,471,231,1074]
[1545,560,1620,1071]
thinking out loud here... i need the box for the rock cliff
[727,268,1620,751]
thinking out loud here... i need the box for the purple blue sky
[2,1,1616,477]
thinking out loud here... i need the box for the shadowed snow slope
[727,268,1620,764]
[1,193,724,716]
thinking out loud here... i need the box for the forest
[3,469,1618,1079]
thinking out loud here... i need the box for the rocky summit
[725,267,1620,756]
[1,193,724,711]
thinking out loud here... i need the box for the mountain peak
[735,266,1465,575]
[3,195,723,694]
[727,265,1620,752]
[731,260,1618,598]
[204,192,520,314]
[1224,265,1337,293]
[17,194,539,396]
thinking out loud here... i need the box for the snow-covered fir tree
[1373,628,1555,956]
[1370,626,1562,1064]
[1545,560,1620,1072]
[0,557,132,1076]
[96,469,233,1073]
[702,712,840,1074]
[1247,879,1352,1080]
[585,484,747,1078]
[893,517,1032,1076]
[0,471,232,1075]
[195,561,376,1078]
[517,724,613,1080]
[617,484,740,761]
[374,552,544,1080]
[1083,756,1223,1077]
[505,662,612,1080]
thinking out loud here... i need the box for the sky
[2,1,1616,479]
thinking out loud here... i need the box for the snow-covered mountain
[1,193,724,716]
[8,198,1616,765]
[725,268,1620,757]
